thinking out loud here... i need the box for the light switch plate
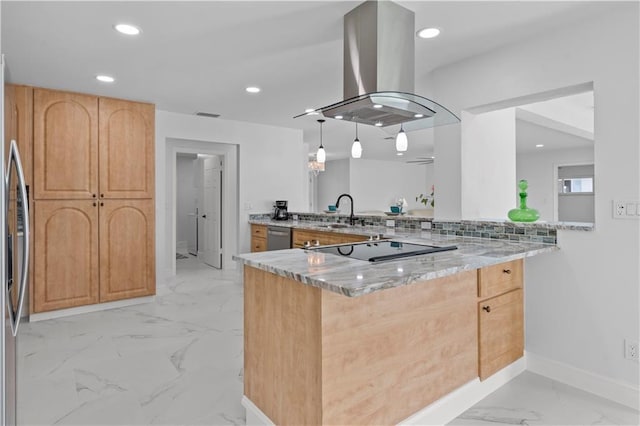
[421,221,432,230]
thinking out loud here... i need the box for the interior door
[200,156,222,268]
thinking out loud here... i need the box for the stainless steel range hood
[295,0,459,131]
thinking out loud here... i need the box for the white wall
[349,159,428,212]
[461,108,516,219]
[430,4,639,387]
[317,159,349,212]
[316,158,430,213]
[517,145,594,222]
[156,110,305,278]
[176,155,197,249]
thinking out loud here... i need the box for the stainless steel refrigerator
[1,54,31,426]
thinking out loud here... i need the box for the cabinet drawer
[478,259,522,299]
[251,224,267,238]
[478,288,523,380]
[292,230,327,248]
[251,237,267,252]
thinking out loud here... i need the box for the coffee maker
[273,200,288,220]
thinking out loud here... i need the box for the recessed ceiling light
[417,27,441,39]
[536,144,544,148]
[114,24,141,36]
[396,152,404,156]
[96,75,115,83]
[374,122,383,127]
[245,86,261,93]
[335,115,343,120]
[414,113,424,118]
[373,104,383,109]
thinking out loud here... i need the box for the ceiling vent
[195,112,221,118]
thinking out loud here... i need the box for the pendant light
[316,119,326,163]
[351,122,362,159]
[395,124,408,152]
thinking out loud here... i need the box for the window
[558,177,594,194]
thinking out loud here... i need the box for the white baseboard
[399,357,526,425]
[526,351,640,411]
[29,296,155,322]
[241,358,526,426]
[242,396,275,426]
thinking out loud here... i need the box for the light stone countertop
[236,220,559,297]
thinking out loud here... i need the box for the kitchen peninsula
[234,223,558,425]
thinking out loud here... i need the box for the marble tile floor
[17,257,639,425]
[18,257,245,425]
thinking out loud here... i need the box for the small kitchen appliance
[273,200,289,220]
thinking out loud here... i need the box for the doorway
[176,153,223,269]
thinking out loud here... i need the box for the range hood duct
[295,0,459,131]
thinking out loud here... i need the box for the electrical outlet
[421,221,432,230]
[624,339,639,361]
[386,219,395,228]
[614,201,626,217]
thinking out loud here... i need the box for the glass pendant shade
[351,140,362,158]
[316,146,326,163]
[351,122,362,158]
[395,125,408,152]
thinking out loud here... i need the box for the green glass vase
[508,180,540,222]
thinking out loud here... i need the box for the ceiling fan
[406,156,435,165]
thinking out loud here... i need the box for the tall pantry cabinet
[29,88,155,312]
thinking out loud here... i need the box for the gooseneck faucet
[335,193,355,225]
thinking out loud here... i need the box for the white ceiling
[1,1,614,162]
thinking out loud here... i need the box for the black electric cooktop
[310,240,458,262]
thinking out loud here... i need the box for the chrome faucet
[335,193,355,226]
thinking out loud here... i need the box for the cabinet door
[478,288,524,380]
[33,200,99,312]
[33,89,98,199]
[99,199,156,302]
[99,98,154,199]
[4,84,33,189]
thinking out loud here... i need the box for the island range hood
[295,0,459,132]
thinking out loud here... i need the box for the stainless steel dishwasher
[266,226,292,250]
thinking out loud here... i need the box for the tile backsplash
[249,213,574,244]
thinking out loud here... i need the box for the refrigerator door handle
[6,140,29,336]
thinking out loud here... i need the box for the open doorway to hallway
[176,152,223,269]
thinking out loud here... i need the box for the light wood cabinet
[251,224,267,252]
[477,259,524,380]
[33,200,99,312]
[99,199,155,302]
[33,89,98,200]
[98,98,154,199]
[28,87,156,312]
[4,84,33,188]
[291,228,368,248]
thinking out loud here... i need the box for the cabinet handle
[92,194,96,198]
[93,202,97,207]
[100,202,104,206]
[482,306,491,313]
[503,269,512,274]
[100,193,104,198]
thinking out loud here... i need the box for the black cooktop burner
[310,240,457,262]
